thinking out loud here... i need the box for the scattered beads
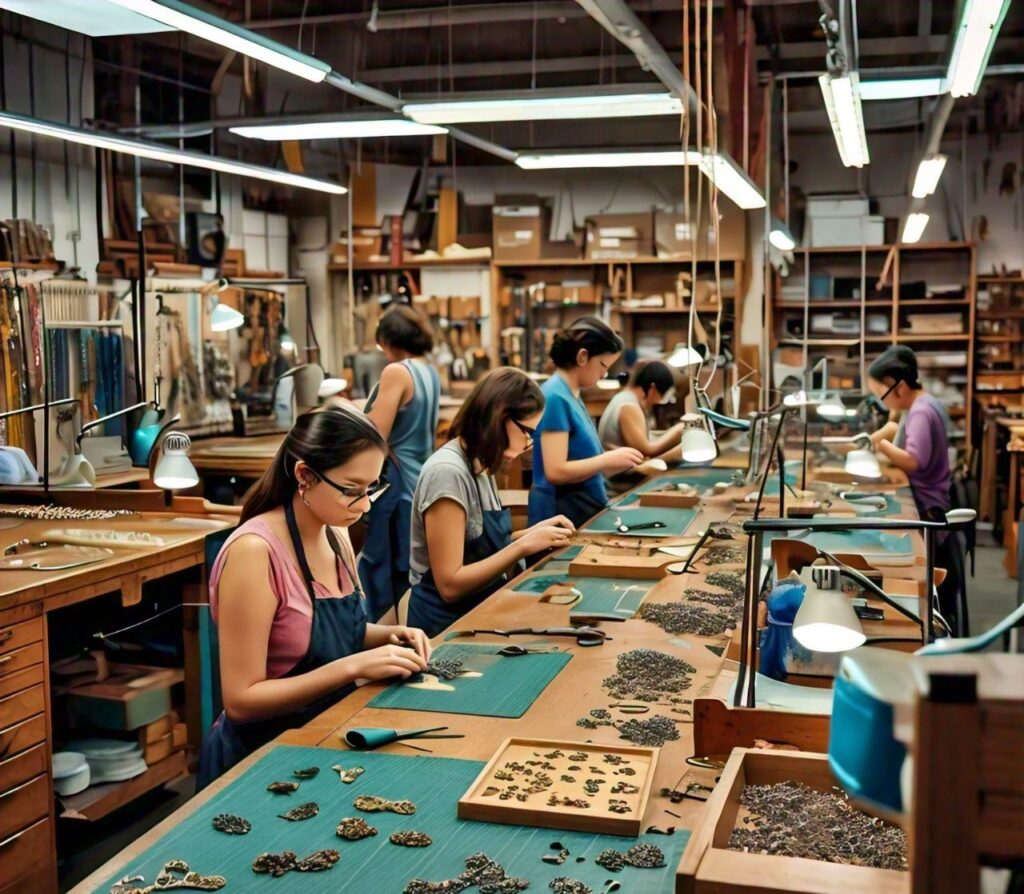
[602,649,696,702]
[252,852,298,877]
[211,814,250,835]
[354,794,417,815]
[423,658,465,680]
[266,781,299,794]
[336,817,378,840]
[292,767,320,779]
[549,879,593,894]
[277,802,318,821]
[638,601,736,637]
[404,852,529,894]
[616,715,680,747]
[332,764,365,784]
[390,831,433,848]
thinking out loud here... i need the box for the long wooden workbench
[70,461,930,894]
[0,510,236,894]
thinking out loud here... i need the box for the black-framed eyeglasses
[510,418,535,448]
[312,471,390,507]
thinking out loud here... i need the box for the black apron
[197,502,368,789]
[407,465,514,638]
[552,482,609,529]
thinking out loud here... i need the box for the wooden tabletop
[71,467,926,893]
[0,467,152,494]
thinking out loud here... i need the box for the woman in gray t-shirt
[407,368,575,637]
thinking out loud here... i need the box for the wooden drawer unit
[0,618,42,656]
[0,743,46,794]
[0,712,47,761]
[0,774,49,842]
[0,641,44,682]
[0,818,56,894]
[0,685,44,732]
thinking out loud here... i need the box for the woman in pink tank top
[198,406,431,787]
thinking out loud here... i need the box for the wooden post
[910,671,980,894]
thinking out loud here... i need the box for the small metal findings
[494,770,515,781]
[278,802,319,821]
[331,764,365,784]
[295,849,340,873]
[608,799,631,814]
[390,831,433,848]
[483,786,501,797]
[602,754,626,765]
[353,794,416,815]
[549,878,593,894]
[645,826,675,835]
[616,767,637,776]
[422,658,465,680]
[616,715,680,747]
[602,649,696,703]
[637,601,736,637]
[560,775,576,783]
[603,881,621,893]
[610,781,639,795]
[252,852,298,877]
[568,752,588,761]
[624,844,667,869]
[336,817,378,840]
[594,850,627,873]
[292,767,320,779]
[211,813,250,835]
[266,781,299,794]
[705,571,745,595]
[544,749,566,759]
[403,852,530,894]
[568,765,582,771]
[112,861,227,894]
[548,794,591,809]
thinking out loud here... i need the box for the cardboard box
[67,665,184,731]
[584,212,654,260]
[806,194,870,218]
[655,212,699,259]
[540,239,581,260]
[137,711,178,745]
[334,227,383,264]
[564,283,602,305]
[449,296,482,319]
[493,203,550,260]
[655,206,747,260]
[807,214,884,248]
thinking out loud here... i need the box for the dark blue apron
[357,456,412,621]
[407,465,514,638]
[197,502,368,789]
[552,481,609,529]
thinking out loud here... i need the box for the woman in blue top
[359,305,441,621]
[528,318,645,528]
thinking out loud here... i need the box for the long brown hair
[240,406,387,523]
[448,367,544,474]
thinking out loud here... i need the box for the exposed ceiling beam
[756,34,950,60]
[243,0,687,31]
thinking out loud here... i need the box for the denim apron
[407,464,514,638]
[197,502,368,789]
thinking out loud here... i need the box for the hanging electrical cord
[702,0,723,396]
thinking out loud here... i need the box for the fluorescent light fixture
[0,0,173,36]
[516,149,698,170]
[232,118,446,141]
[105,0,332,83]
[846,448,882,479]
[698,153,767,210]
[819,72,870,168]
[666,343,704,369]
[947,0,1011,98]
[901,212,929,244]
[404,90,683,124]
[769,227,796,251]
[860,77,946,101]
[793,570,866,653]
[210,300,245,332]
[0,111,346,195]
[912,154,947,198]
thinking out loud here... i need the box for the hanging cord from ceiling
[702,0,723,394]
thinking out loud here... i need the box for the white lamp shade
[667,344,702,369]
[846,448,882,479]
[210,302,245,332]
[793,586,866,653]
[816,397,847,419]
[318,377,349,398]
[153,452,199,490]
[680,414,716,463]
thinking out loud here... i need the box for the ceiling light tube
[947,0,1011,98]
[860,77,947,101]
[0,111,346,195]
[699,153,767,210]
[819,72,870,168]
[911,154,947,198]
[901,212,929,244]
[515,149,699,170]
[105,0,332,83]
[404,90,684,124]
[232,119,446,141]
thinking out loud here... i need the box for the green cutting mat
[511,574,654,620]
[95,748,689,894]
[628,467,734,496]
[585,505,697,538]
[368,643,571,717]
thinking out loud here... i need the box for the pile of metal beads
[638,601,735,637]
[616,715,680,747]
[422,658,465,680]
[390,831,433,847]
[211,814,250,835]
[683,587,741,610]
[337,817,378,840]
[576,708,613,730]
[295,850,340,872]
[549,879,593,894]
[700,544,746,566]
[252,849,340,876]
[404,852,530,894]
[727,782,908,871]
[704,570,746,595]
[595,843,666,872]
[1,504,138,521]
[354,794,417,814]
[278,802,318,821]
[602,649,696,702]
[111,860,226,894]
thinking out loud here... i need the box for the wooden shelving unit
[973,272,1024,416]
[769,242,976,441]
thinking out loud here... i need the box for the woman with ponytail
[528,318,645,528]
[198,406,430,786]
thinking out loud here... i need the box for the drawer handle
[0,775,41,800]
[0,630,11,646]
[0,655,12,666]
[0,819,40,850]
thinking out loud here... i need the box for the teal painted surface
[511,574,653,620]
[368,644,571,717]
[628,467,733,496]
[586,505,697,538]
[95,747,689,894]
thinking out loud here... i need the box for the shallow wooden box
[458,737,658,837]
[639,491,701,509]
[678,749,908,894]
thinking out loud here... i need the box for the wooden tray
[638,491,701,508]
[568,542,695,580]
[679,749,908,894]
[458,737,659,837]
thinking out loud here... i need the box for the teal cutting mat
[95,748,689,894]
[585,505,697,537]
[629,467,734,496]
[368,643,571,717]
[511,573,654,619]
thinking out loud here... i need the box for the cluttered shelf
[614,303,732,314]
[792,241,972,254]
[774,300,892,309]
[327,257,489,271]
[896,333,971,342]
[58,751,188,823]
[896,298,971,306]
[492,256,742,268]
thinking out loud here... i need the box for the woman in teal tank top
[359,305,441,620]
